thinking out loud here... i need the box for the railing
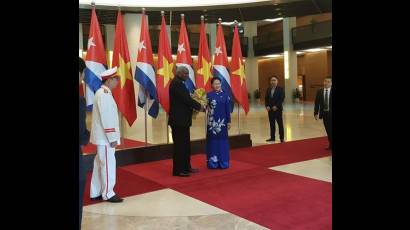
[252,32,283,56]
[292,20,332,49]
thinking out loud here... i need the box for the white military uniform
[90,68,121,201]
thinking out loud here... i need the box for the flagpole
[168,10,171,145]
[205,107,208,137]
[166,114,170,144]
[237,103,240,134]
[119,112,124,145]
[144,91,148,146]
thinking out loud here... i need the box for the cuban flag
[84,7,107,111]
[135,12,159,118]
[213,19,234,112]
[176,14,195,93]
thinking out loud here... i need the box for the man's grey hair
[176,66,188,76]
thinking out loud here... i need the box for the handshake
[191,88,207,118]
[199,104,207,112]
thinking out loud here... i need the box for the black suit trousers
[323,111,332,147]
[171,125,192,174]
[268,110,284,140]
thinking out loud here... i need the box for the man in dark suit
[314,76,332,150]
[79,58,90,229]
[169,66,204,177]
[265,76,285,143]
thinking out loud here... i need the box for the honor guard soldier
[89,67,123,203]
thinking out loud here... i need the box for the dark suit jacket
[265,86,285,111]
[168,77,202,127]
[314,88,332,119]
[79,96,90,153]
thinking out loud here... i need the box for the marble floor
[86,102,327,146]
[270,156,332,182]
[82,156,332,230]
[83,189,268,230]
[82,102,331,229]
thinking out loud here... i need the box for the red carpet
[231,137,331,167]
[83,168,164,206]
[121,154,259,186]
[172,168,332,230]
[82,137,332,229]
[82,138,148,154]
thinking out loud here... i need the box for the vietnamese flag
[176,14,195,93]
[196,16,212,92]
[156,12,175,114]
[112,10,137,126]
[230,23,249,114]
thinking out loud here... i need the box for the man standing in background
[314,76,332,150]
[265,76,285,143]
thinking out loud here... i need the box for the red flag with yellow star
[112,10,137,126]
[196,17,212,92]
[156,13,175,114]
[230,24,249,114]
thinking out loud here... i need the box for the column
[206,23,216,56]
[243,21,259,103]
[282,17,298,104]
[105,24,115,67]
[79,23,83,56]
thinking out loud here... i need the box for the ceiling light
[262,54,282,58]
[304,48,327,52]
[263,18,283,23]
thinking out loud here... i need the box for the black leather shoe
[90,195,102,201]
[280,139,284,143]
[106,195,123,203]
[266,138,275,142]
[173,172,190,177]
[189,168,199,173]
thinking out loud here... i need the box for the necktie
[324,89,329,111]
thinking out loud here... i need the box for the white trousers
[90,144,116,200]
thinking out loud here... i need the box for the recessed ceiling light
[263,18,283,23]
[262,54,282,58]
[303,48,326,52]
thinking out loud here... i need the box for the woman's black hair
[211,77,221,84]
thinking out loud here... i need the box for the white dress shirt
[323,87,331,111]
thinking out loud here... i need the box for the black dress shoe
[280,139,285,143]
[266,138,275,142]
[90,195,102,201]
[173,172,190,177]
[106,195,123,203]
[189,168,199,173]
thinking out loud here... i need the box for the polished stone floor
[86,101,327,146]
[83,102,331,229]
